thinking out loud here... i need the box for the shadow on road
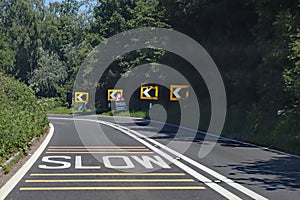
[114,118,300,192]
[225,156,300,191]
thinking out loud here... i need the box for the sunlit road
[3,115,300,200]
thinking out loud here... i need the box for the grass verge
[101,110,147,118]
[47,107,73,114]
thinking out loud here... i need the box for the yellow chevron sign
[170,85,189,101]
[74,92,89,103]
[140,86,159,100]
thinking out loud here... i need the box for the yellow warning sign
[108,89,123,101]
[170,85,189,101]
[74,92,89,103]
[140,86,159,100]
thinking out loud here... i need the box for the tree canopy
[0,0,299,153]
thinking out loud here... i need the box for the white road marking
[37,155,171,170]
[0,123,54,200]
[75,156,101,169]
[150,119,300,159]
[39,156,71,169]
[131,155,171,169]
[49,117,269,200]
[100,121,242,200]
[119,124,268,200]
[103,156,135,169]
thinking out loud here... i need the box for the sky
[45,0,63,6]
[44,0,97,11]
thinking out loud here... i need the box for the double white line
[0,116,268,200]
[49,117,268,199]
[97,119,268,200]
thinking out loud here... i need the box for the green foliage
[29,48,67,97]
[0,35,15,74]
[102,110,148,118]
[47,107,73,115]
[284,31,300,101]
[91,0,170,97]
[0,0,299,154]
[0,0,96,98]
[1,164,10,174]
[1,0,43,81]
[93,0,169,38]
[245,0,300,154]
[37,97,64,111]
[0,73,48,164]
[127,0,169,28]
[89,0,300,154]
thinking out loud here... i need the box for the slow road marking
[47,117,269,200]
[45,151,153,154]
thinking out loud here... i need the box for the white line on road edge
[49,117,268,200]
[150,119,300,159]
[99,121,243,200]
[0,123,54,200]
[89,114,300,159]
[115,123,268,200]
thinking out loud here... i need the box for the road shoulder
[0,124,54,199]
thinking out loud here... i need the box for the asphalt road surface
[2,115,300,200]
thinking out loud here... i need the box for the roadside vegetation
[0,0,299,155]
[102,110,148,119]
[0,73,48,170]
[38,98,72,114]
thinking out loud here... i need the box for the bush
[37,97,64,111]
[0,73,48,164]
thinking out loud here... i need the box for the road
[2,115,300,200]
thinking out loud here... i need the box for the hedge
[0,73,48,164]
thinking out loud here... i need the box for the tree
[0,0,46,82]
[90,0,169,82]
[29,48,67,97]
[0,34,15,74]
[284,31,300,101]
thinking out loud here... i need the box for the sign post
[74,92,89,112]
[66,92,72,108]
